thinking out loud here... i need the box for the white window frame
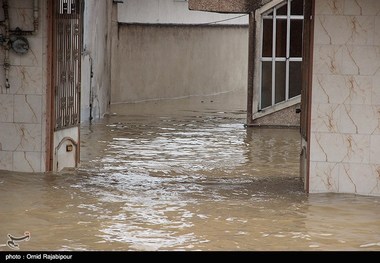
[257,0,304,110]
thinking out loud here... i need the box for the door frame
[46,0,54,171]
[46,0,84,171]
[300,0,315,193]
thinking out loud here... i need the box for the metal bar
[271,7,276,106]
[259,16,264,110]
[285,0,291,101]
[47,0,54,171]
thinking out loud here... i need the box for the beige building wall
[309,0,380,196]
[0,0,48,172]
[81,0,113,122]
[111,24,248,103]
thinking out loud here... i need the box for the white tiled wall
[0,0,47,172]
[0,0,113,172]
[310,0,380,196]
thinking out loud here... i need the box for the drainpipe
[89,56,94,122]
[33,0,39,35]
[4,45,10,90]
[82,49,94,122]
[2,0,10,89]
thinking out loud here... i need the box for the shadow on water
[0,91,379,251]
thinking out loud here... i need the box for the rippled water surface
[1,92,379,251]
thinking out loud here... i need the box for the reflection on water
[0,91,379,251]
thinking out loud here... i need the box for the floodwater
[1,91,380,251]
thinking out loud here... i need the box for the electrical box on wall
[10,36,30,54]
[0,0,40,89]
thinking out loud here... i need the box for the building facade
[309,0,380,196]
[0,0,49,172]
[1,0,378,197]
[189,0,380,196]
[0,0,113,172]
[111,0,250,103]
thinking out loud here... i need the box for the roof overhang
[188,0,273,14]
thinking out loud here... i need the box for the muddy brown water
[1,92,379,251]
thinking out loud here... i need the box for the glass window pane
[262,19,273,57]
[261,62,272,109]
[276,19,287,57]
[289,62,302,98]
[290,19,303,57]
[291,0,304,15]
[275,62,286,103]
[276,3,287,16]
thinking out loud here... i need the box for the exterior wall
[0,0,48,172]
[53,127,79,172]
[118,0,248,25]
[81,0,113,122]
[111,24,248,103]
[0,0,112,173]
[252,102,300,127]
[56,0,113,172]
[309,0,380,196]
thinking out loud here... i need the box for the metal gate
[53,0,83,131]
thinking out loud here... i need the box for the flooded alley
[1,91,380,251]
